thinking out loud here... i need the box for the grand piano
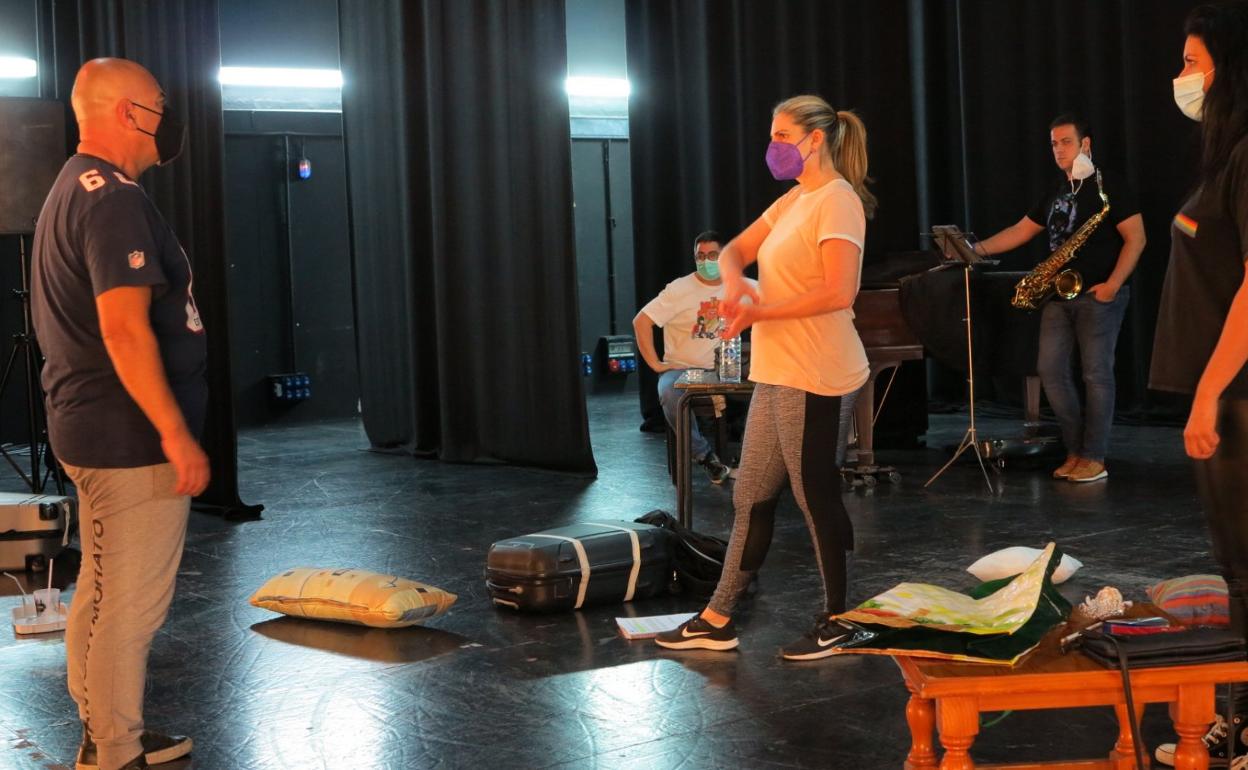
[849,250,1055,479]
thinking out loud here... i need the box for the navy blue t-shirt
[31,154,208,468]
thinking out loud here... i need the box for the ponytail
[833,110,877,219]
[773,95,878,219]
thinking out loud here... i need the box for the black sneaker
[780,614,857,661]
[1155,713,1248,768]
[77,727,192,769]
[698,452,731,485]
[654,614,739,651]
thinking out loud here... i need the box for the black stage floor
[0,392,1216,769]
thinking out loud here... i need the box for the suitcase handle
[486,579,522,595]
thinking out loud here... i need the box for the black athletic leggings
[1195,399,1248,713]
[1196,400,1248,633]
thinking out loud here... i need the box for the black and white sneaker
[780,615,856,661]
[77,727,192,769]
[654,615,739,651]
[1155,713,1248,768]
[698,452,731,485]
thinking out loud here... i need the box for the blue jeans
[1036,286,1130,462]
[658,368,712,460]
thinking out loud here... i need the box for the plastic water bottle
[719,336,741,383]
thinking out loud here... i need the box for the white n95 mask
[1174,69,1213,121]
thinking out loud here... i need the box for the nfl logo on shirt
[128,250,145,269]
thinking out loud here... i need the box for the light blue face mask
[696,260,720,281]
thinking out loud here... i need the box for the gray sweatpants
[63,463,190,770]
[708,383,853,616]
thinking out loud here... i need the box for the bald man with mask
[31,58,205,770]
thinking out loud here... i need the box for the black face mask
[132,101,186,166]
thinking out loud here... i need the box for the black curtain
[36,0,259,517]
[628,0,1202,420]
[626,0,921,423]
[338,0,596,473]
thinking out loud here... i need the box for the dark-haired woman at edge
[1150,3,1248,766]
[654,94,875,659]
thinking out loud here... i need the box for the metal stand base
[927,424,995,493]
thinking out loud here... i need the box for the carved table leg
[1171,684,1215,770]
[937,696,978,770]
[905,688,938,770]
[1110,701,1147,770]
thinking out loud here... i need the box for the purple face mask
[765,132,813,180]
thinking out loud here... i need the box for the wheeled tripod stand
[0,234,65,495]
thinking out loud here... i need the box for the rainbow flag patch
[1174,212,1199,238]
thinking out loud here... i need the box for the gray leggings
[708,383,853,616]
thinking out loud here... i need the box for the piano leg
[847,362,905,488]
[1025,375,1042,425]
[854,372,879,469]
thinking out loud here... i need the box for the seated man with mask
[633,230,758,483]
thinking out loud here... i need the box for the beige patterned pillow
[250,567,457,628]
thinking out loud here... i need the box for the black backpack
[634,510,727,599]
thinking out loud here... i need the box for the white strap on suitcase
[529,523,642,609]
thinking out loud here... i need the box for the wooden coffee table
[894,627,1248,770]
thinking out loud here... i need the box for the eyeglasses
[695,250,720,261]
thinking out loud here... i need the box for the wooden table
[894,627,1248,770]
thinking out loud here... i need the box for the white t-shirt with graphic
[640,273,759,370]
[750,178,869,397]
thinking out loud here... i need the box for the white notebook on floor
[616,613,696,640]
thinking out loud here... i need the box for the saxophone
[1011,169,1110,310]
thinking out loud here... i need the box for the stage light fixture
[0,57,37,79]
[218,67,342,89]
[565,76,630,99]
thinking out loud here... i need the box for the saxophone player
[972,114,1147,483]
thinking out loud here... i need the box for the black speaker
[0,98,66,235]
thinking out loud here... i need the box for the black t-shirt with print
[31,154,208,468]
[1025,169,1140,287]
[1151,138,1248,397]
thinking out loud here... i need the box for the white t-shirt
[749,178,869,397]
[640,273,759,370]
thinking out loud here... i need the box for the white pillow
[967,547,1082,585]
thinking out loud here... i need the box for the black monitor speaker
[0,98,67,235]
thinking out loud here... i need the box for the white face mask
[1174,68,1214,121]
[1071,151,1095,181]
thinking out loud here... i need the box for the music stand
[924,226,997,494]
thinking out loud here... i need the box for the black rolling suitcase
[486,521,671,612]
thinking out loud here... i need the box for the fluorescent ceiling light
[218,67,342,89]
[565,76,630,99]
[0,57,37,79]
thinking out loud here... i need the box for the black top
[31,154,208,468]
[1025,168,1140,287]
[1150,138,1248,397]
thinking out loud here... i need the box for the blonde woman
[656,95,876,659]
